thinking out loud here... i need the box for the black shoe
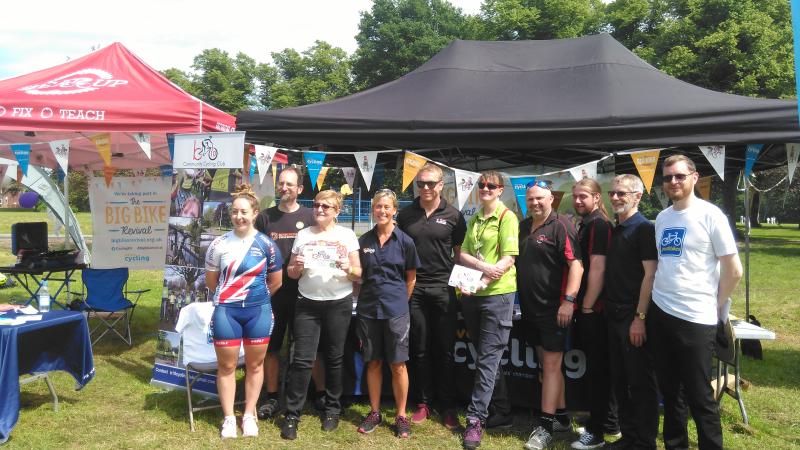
[281,416,299,440]
[257,398,279,420]
[314,393,326,412]
[321,414,339,432]
[484,413,513,430]
[604,438,632,450]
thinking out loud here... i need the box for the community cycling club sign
[0,69,127,121]
[172,131,246,169]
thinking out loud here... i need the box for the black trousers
[409,285,458,410]
[607,304,659,449]
[649,302,722,450]
[285,296,352,419]
[575,311,615,435]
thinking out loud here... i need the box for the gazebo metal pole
[744,176,751,323]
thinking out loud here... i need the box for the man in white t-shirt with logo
[650,154,742,450]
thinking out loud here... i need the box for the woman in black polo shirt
[355,189,420,438]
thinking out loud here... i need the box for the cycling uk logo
[19,69,128,95]
[659,227,685,257]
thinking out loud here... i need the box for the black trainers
[281,416,298,440]
[571,431,605,449]
[321,414,339,432]
[314,392,326,412]
[485,412,513,430]
[395,415,411,438]
[257,398,279,420]
[358,410,382,434]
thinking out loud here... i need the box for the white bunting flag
[354,151,378,190]
[787,143,800,184]
[48,139,70,174]
[342,167,357,188]
[0,165,7,187]
[452,168,480,210]
[568,160,598,182]
[698,145,726,181]
[655,186,669,209]
[254,145,277,184]
[133,133,151,159]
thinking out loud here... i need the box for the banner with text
[402,151,429,191]
[630,149,661,193]
[172,131,245,169]
[304,151,327,190]
[510,176,536,217]
[10,144,31,176]
[745,144,763,178]
[89,176,171,269]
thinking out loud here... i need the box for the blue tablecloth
[0,311,95,444]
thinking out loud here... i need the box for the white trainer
[242,414,259,437]
[221,415,238,439]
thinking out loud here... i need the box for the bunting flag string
[744,144,763,178]
[10,144,31,176]
[698,145,726,181]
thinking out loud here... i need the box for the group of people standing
[203,154,742,450]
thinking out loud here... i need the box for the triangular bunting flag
[10,144,31,176]
[342,167,357,188]
[0,165,7,186]
[304,151,327,190]
[698,145,726,181]
[630,149,661,193]
[48,139,70,174]
[655,186,669,209]
[697,176,712,200]
[786,143,799,184]
[16,165,23,183]
[249,154,257,180]
[272,163,278,188]
[90,133,112,167]
[354,151,378,190]
[745,144,763,178]
[402,151,429,191]
[254,145,277,184]
[510,176,536,217]
[316,167,330,189]
[452,168,480,210]
[133,133,151,159]
[568,161,598,182]
[167,133,175,162]
[552,191,566,211]
[103,166,116,187]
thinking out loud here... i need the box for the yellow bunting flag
[341,184,353,196]
[272,163,277,188]
[402,152,428,191]
[631,149,662,193]
[696,176,712,200]
[552,191,565,211]
[103,165,116,187]
[91,133,112,167]
[316,167,329,189]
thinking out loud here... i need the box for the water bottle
[38,280,51,313]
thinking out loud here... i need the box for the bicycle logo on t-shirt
[659,227,686,257]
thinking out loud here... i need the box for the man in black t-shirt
[604,174,659,450]
[397,163,466,429]
[254,167,318,419]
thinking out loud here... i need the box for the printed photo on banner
[166,217,205,268]
[171,169,213,218]
[160,265,208,328]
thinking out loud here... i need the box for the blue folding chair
[73,268,149,347]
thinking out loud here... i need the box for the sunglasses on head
[662,173,694,183]
[312,202,335,211]
[416,180,441,189]
[478,181,503,190]
[608,190,636,198]
[526,180,552,190]
[376,188,397,197]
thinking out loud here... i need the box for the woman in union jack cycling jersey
[205,184,283,439]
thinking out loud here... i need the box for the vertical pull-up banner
[402,151,428,191]
[744,144,763,178]
[698,145,726,181]
[354,151,378,190]
[304,151,327,190]
[630,149,661,193]
[510,176,536,217]
[91,133,112,167]
[787,143,800,184]
[791,0,800,126]
[48,139,70,174]
[10,144,31,176]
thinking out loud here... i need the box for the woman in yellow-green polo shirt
[456,170,519,450]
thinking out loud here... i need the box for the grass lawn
[0,220,798,449]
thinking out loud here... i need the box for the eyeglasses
[416,180,441,189]
[608,191,637,198]
[478,182,503,190]
[525,180,552,190]
[662,173,694,183]
[312,202,335,211]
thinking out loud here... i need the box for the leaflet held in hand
[448,264,485,294]
[303,244,339,270]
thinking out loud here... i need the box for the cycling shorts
[211,303,273,347]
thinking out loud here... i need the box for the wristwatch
[636,311,646,320]
[564,295,576,303]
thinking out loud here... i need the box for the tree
[256,41,354,109]
[479,0,606,41]
[352,0,479,90]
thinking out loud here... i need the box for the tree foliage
[478,0,606,41]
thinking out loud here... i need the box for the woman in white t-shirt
[280,190,361,440]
